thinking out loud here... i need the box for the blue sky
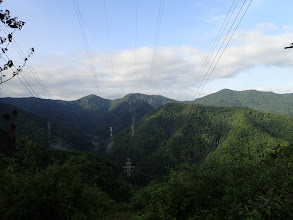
[1,0,293,101]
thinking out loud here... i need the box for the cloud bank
[1,27,293,101]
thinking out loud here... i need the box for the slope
[0,102,92,151]
[0,95,111,133]
[194,89,293,115]
[110,103,293,178]
[0,93,176,131]
[110,93,179,109]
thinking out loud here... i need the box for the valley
[1,89,293,219]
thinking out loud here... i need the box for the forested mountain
[194,89,293,115]
[2,93,293,219]
[110,103,293,177]
[0,93,175,132]
[2,90,293,154]
[0,95,110,133]
[0,102,92,151]
[0,94,164,151]
[110,93,179,109]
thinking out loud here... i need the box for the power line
[147,0,165,94]
[187,0,239,101]
[192,0,252,100]
[1,53,38,98]
[0,23,53,99]
[73,0,101,95]
[103,0,115,79]
[132,0,139,93]
[197,0,253,99]
[0,51,47,110]
[0,47,34,96]
[0,15,48,111]
[16,74,35,98]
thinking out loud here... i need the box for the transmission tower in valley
[123,158,135,177]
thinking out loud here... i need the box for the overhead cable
[147,0,164,95]
[0,23,53,99]
[187,0,239,101]
[196,0,253,99]
[192,0,252,100]
[132,0,139,93]
[73,0,101,95]
[103,0,115,79]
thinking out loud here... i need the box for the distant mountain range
[1,89,293,155]
[0,93,174,151]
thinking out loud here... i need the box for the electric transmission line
[73,0,101,95]
[0,23,53,99]
[196,0,253,98]
[103,0,115,79]
[187,0,239,101]
[191,0,252,100]
[1,52,37,97]
[147,0,164,95]
[1,50,47,110]
[132,0,139,93]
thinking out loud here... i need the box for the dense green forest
[1,91,293,219]
[0,94,171,151]
[0,102,92,151]
[1,0,292,218]
[1,132,293,219]
[194,89,293,116]
[110,103,293,178]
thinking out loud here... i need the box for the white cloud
[2,26,293,101]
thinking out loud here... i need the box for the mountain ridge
[110,102,293,177]
[194,89,293,115]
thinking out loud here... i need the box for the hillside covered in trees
[110,103,293,177]
[194,89,293,116]
[1,90,293,219]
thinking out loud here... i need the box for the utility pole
[123,158,135,177]
[47,122,51,138]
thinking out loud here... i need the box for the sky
[1,0,293,101]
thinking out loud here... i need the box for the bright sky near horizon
[1,0,293,101]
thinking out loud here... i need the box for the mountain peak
[120,93,179,108]
[75,94,110,111]
[195,89,293,115]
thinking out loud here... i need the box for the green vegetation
[132,144,293,219]
[110,93,179,109]
[0,93,172,151]
[194,89,293,115]
[0,102,92,151]
[0,137,134,219]
[111,103,293,178]
[1,134,293,219]
[1,91,293,219]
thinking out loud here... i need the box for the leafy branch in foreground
[0,1,34,85]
